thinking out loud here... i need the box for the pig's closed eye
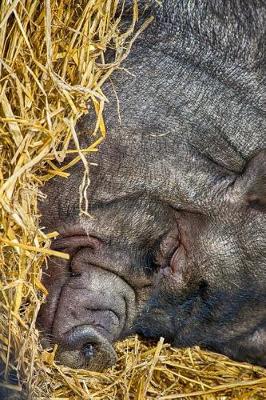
[131,247,160,273]
[248,199,266,212]
[144,250,160,271]
[69,271,81,278]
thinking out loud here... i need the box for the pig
[38,0,266,370]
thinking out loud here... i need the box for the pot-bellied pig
[38,0,266,370]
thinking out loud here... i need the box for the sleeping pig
[38,0,266,370]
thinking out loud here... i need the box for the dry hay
[0,0,266,399]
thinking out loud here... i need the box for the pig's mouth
[38,229,149,370]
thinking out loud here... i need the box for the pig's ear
[238,150,266,209]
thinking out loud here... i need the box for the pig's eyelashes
[131,248,160,273]
[69,271,81,278]
[145,251,160,271]
[248,199,266,212]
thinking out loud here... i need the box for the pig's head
[38,137,266,370]
[38,0,266,370]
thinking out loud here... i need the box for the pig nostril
[57,326,117,370]
[83,343,94,360]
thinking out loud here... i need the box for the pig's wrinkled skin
[38,0,266,370]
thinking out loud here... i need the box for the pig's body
[39,0,266,369]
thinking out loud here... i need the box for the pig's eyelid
[247,200,266,213]
[69,271,82,278]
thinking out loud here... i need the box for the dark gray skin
[38,0,266,370]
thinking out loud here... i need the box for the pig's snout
[57,325,117,371]
[38,233,154,371]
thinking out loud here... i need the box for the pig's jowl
[38,0,266,370]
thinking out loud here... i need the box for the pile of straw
[0,0,266,398]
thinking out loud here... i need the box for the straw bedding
[1,0,266,398]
